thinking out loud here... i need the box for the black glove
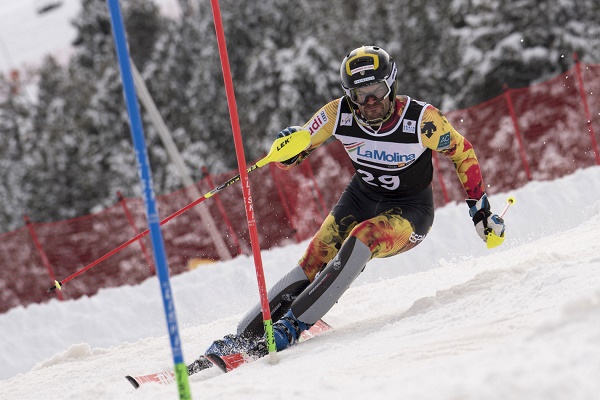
[466,193,506,243]
[276,126,303,165]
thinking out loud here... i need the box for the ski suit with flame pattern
[237,95,485,337]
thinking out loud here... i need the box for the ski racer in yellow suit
[204,46,506,366]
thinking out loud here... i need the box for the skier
[205,45,506,365]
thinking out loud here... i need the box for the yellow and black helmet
[340,46,398,107]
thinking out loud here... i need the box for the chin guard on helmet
[340,46,398,126]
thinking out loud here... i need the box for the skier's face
[357,94,392,122]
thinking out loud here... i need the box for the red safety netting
[1,62,598,314]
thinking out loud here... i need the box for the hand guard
[276,126,304,166]
[466,193,505,243]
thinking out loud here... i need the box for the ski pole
[48,130,310,292]
[500,196,516,218]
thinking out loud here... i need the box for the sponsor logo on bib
[403,119,417,134]
[341,113,353,126]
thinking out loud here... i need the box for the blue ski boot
[272,310,312,351]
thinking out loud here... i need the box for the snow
[1,166,600,399]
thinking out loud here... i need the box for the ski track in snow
[1,167,600,399]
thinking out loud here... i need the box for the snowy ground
[1,166,600,399]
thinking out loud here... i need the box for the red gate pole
[201,167,245,255]
[573,53,600,165]
[117,192,154,274]
[503,84,532,180]
[24,215,63,300]
[209,0,276,356]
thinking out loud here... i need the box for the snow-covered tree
[0,76,32,230]
[445,0,600,109]
[17,0,166,225]
[142,3,232,183]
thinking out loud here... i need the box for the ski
[126,371,176,389]
[125,355,213,389]
[125,319,332,388]
[205,319,333,373]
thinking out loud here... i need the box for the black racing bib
[333,97,433,196]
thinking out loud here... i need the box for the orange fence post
[573,53,600,165]
[201,167,245,255]
[23,215,63,300]
[300,160,327,219]
[116,192,154,274]
[503,84,532,180]
[268,163,302,243]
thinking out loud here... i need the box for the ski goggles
[349,80,391,105]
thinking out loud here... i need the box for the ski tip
[125,375,140,389]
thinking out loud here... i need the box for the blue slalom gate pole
[106,1,191,398]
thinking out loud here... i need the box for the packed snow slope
[1,166,600,400]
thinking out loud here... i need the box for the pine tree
[141,3,232,183]
[0,74,31,230]
[21,0,166,224]
[220,0,341,157]
[445,0,600,109]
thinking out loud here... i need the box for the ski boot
[272,309,312,351]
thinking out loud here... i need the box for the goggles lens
[349,81,390,105]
